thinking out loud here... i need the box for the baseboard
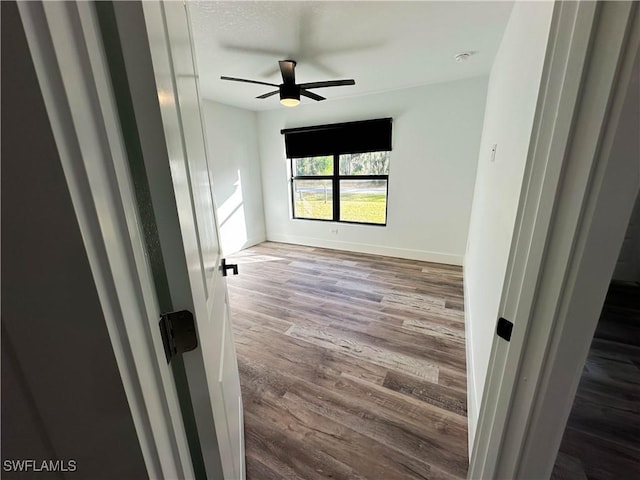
[464,268,479,458]
[266,233,464,266]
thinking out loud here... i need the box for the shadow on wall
[217,169,248,254]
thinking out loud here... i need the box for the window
[290,152,390,224]
[283,119,392,226]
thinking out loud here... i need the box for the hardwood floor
[552,281,640,480]
[227,242,468,480]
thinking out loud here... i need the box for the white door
[135,2,245,479]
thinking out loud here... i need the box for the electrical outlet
[331,228,339,234]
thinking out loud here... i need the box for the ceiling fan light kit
[280,97,300,107]
[221,59,355,107]
[279,83,301,107]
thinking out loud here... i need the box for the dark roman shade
[281,118,392,158]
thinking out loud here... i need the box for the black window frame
[290,153,390,226]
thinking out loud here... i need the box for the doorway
[552,192,640,479]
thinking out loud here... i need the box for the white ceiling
[188,1,514,111]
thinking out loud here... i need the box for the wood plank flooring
[551,281,640,480]
[227,242,468,480]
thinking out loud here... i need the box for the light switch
[490,144,498,162]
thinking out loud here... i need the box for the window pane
[293,179,333,220]
[339,179,387,224]
[292,156,333,176]
[339,152,390,175]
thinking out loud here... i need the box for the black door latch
[159,310,198,363]
[221,258,238,277]
[497,317,514,342]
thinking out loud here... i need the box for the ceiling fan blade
[279,60,296,84]
[220,76,278,88]
[300,89,326,102]
[256,90,280,99]
[298,79,356,89]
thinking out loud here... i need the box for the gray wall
[612,60,640,283]
[614,192,640,282]
[1,2,148,478]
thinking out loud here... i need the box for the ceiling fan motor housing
[280,82,300,102]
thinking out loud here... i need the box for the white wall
[257,76,488,265]
[203,100,266,256]
[463,1,554,445]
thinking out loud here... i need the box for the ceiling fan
[220,60,355,107]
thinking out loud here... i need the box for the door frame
[17,1,193,478]
[470,2,639,479]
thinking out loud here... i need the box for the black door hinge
[159,310,198,363]
[221,258,238,277]
[497,317,514,342]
